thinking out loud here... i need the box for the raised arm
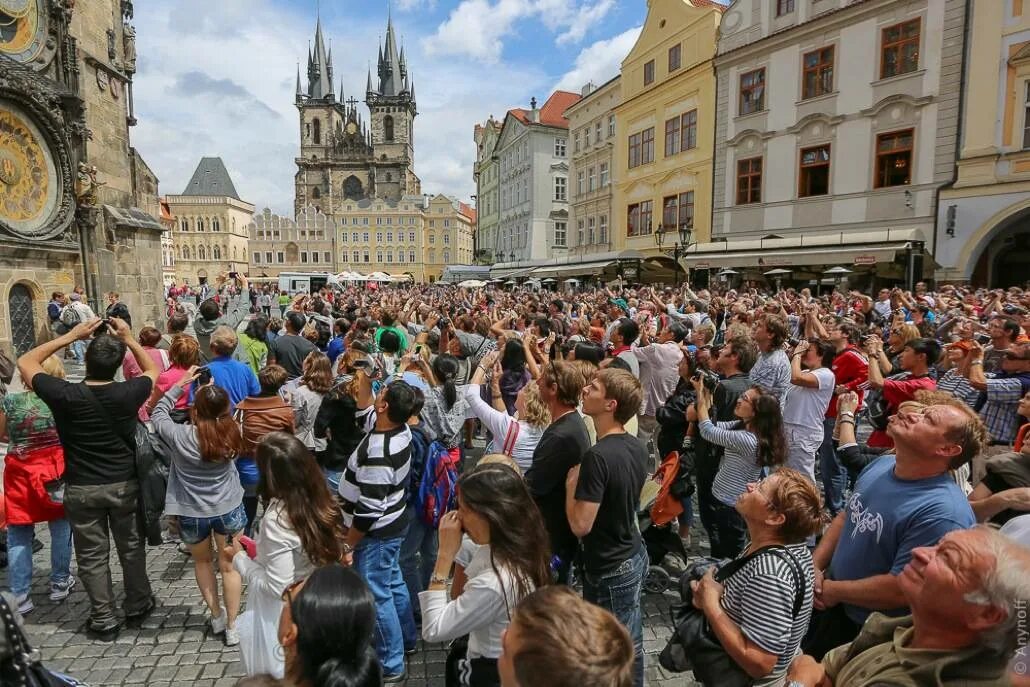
[18,318,103,383]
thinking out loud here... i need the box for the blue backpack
[414,441,460,529]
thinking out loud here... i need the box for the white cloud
[553,25,641,92]
[395,0,438,9]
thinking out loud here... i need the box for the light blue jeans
[71,340,86,363]
[354,534,418,676]
[582,546,648,687]
[6,520,74,597]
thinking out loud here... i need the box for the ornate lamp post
[654,221,695,286]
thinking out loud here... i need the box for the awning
[681,245,905,270]
[530,260,614,277]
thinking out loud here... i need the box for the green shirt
[374,325,409,354]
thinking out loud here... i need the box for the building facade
[424,194,476,280]
[566,77,620,260]
[166,157,254,286]
[334,196,427,280]
[936,1,1030,286]
[249,206,336,278]
[473,117,503,263]
[293,16,420,216]
[493,91,581,264]
[699,0,964,288]
[613,0,721,275]
[1,0,165,354]
[160,198,176,286]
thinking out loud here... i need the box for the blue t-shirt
[188,355,260,411]
[829,455,974,625]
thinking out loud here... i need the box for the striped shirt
[721,544,815,680]
[935,368,981,408]
[699,419,762,506]
[750,349,791,402]
[338,407,411,539]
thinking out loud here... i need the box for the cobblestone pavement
[2,362,701,686]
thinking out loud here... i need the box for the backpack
[59,305,81,327]
[865,372,926,431]
[407,424,431,492]
[414,441,460,529]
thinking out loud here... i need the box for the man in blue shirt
[326,317,348,368]
[802,400,983,659]
[190,325,258,411]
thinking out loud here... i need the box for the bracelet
[970,360,983,366]
[838,412,855,418]
[429,574,449,586]
[341,542,353,555]
[838,419,855,425]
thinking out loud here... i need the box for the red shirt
[826,346,869,418]
[867,374,937,449]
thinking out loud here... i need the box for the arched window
[180,218,188,231]
[313,118,321,144]
[198,245,206,260]
[312,187,321,199]
[213,245,221,260]
[384,115,394,141]
[212,218,220,232]
[197,218,204,232]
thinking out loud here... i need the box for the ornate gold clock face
[346,121,358,135]
[0,104,58,236]
[0,0,46,64]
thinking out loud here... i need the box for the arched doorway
[970,210,1030,287]
[8,283,36,355]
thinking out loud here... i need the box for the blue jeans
[6,520,73,597]
[354,534,418,676]
[582,546,648,687]
[71,340,86,363]
[399,504,438,616]
[818,417,848,516]
[177,503,247,545]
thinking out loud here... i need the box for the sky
[131,0,655,216]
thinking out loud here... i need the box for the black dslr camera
[692,369,720,392]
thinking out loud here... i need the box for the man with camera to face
[692,335,757,557]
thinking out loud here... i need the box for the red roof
[509,90,582,129]
[159,198,174,221]
[689,0,727,10]
[458,202,477,224]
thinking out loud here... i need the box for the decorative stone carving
[106,27,115,60]
[74,162,104,206]
[122,23,135,73]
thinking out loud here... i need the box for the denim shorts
[178,503,247,545]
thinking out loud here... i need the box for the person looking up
[269,312,319,380]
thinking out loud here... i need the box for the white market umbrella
[458,279,487,288]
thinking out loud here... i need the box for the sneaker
[383,671,407,684]
[49,577,76,602]
[209,607,227,635]
[224,626,240,647]
[15,594,33,615]
[85,621,121,642]
[177,541,191,555]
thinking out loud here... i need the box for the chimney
[529,96,540,123]
[581,82,595,96]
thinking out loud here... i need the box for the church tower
[366,13,420,200]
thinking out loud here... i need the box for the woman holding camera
[689,381,787,558]
[313,351,375,492]
[688,469,821,685]
[420,462,552,687]
[152,369,245,645]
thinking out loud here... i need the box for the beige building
[249,206,336,278]
[936,1,1030,285]
[700,0,964,290]
[424,194,476,281]
[1,0,165,354]
[566,77,620,260]
[166,158,254,287]
[160,199,176,286]
[334,196,427,280]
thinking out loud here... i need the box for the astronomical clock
[0,0,78,242]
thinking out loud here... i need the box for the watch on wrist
[341,542,354,555]
[430,574,449,586]
[971,359,984,365]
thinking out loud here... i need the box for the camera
[439,317,450,329]
[196,365,212,386]
[692,369,719,392]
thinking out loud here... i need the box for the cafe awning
[530,260,614,277]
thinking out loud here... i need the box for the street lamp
[654,222,695,286]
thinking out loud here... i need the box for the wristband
[429,574,449,586]
[970,360,983,366]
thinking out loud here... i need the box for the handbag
[0,592,87,686]
[659,546,806,687]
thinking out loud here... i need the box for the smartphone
[238,534,257,559]
[196,365,212,385]
[229,271,239,280]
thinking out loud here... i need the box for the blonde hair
[210,325,238,356]
[478,453,522,475]
[41,354,65,379]
[520,382,550,429]
[894,323,921,347]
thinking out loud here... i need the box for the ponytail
[313,649,380,687]
[431,353,461,410]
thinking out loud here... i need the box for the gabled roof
[182,157,242,199]
[509,90,582,128]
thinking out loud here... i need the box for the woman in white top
[782,338,837,482]
[291,351,333,457]
[420,462,552,687]
[221,432,346,678]
[464,351,550,472]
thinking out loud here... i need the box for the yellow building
[935,1,1030,285]
[335,197,426,281]
[424,194,477,281]
[612,0,722,279]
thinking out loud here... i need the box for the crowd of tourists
[2,272,1030,687]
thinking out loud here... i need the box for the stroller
[638,477,690,594]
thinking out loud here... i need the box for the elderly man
[789,526,1030,686]
[632,319,687,458]
[801,398,982,659]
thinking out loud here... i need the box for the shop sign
[853,255,878,265]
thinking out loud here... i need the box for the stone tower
[365,12,420,201]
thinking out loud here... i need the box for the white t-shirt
[781,367,835,428]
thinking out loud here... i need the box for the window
[600,162,609,187]
[363,250,370,263]
[352,232,358,242]
[595,122,601,144]
[627,200,653,237]
[311,252,319,263]
[577,219,585,246]
[665,117,680,157]
[409,250,416,263]
[587,217,595,245]
[682,110,698,150]
[313,118,321,144]
[802,47,834,99]
[429,233,435,244]
[668,44,682,72]
[376,251,383,263]
[363,232,369,242]
[608,115,616,137]
[398,251,405,263]
[384,115,394,141]
[1024,83,1030,149]
[875,129,913,188]
[554,221,567,247]
[197,219,204,232]
[599,215,608,244]
[443,250,450,263]
[662,195,678,231]
[880,19,920,79]
[679,192,694,230]
[642,127,654,164]
[739,69,766,115]
[736,157,763,204]
[574,132,581,153]
[387,232,393,242]
[376,217,383,225]
[429,220,435,228]
[254,253,261,264]
[301,251,308,264]
[180,218,188,231]
[213,219,220,231]
[588,166,596,191]
[644,59,655,86]
[799,145,831,197]
[376,232,383,242]
[443,234,450,244]
[444,219,449,227]
[555,177,567,201]
[324,252,331,263]
[555,137,567,157]
[265,252,272,263]
[386,251,393,263]
[352,250,360,263]
[363,217,369,225]
[409,231,415,241]
[577,171,585,195]
[386,217,393,225]
[776,0,794,16]
[429,250,436,263]
[277,251,284,263]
